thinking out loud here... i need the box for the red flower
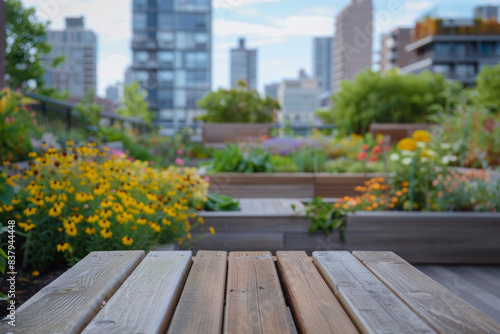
[384,145,390,151]
[371,145,382,155]
[362,144,369,151]
[377,139,384,145]
[369,156,378,162]
[357,152,367,160]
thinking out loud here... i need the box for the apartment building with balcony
[380,28,414,72]
[401,11,500,86]
[131,0,211,127]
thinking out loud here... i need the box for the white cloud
[214,15,334,37]
[404,1,434,11]
[97,53,129,90]
[213,0,280,9]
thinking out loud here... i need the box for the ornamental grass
[1,143,209,272]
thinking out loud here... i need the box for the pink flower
[362,144,369,151]
[357,152,367,160]
[111,149,125,157]
[371,145,382,155]
[369,156,377,162]
[150,161,154,166]
[175,158,184,165]
[384,145,390,152]
[204,176,210,183]
[177,149,184,155]
[377,139,384,146]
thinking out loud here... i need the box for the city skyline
[21,0,498,96]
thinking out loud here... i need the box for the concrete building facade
[313,37,334,93]
[380,28,414,72]
[331,0,373,93]
[230,38,257,90]
[43,17,97,97]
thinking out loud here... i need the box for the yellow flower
[197,217,204,224]
[136,217,147,225]
[75,192,88,202]
[151,223,161,233]
[45,194,57,203]
[3,205,14,212]
[100,199,112,207]
[98,219,111,229]
[122,236,133,246]
[100,209,113,219]
[162,218,172,226]
[28,152,38,158]
[57,242,70,252]
[412,130,431,143]
[87,214,99,224]
[58,193,68,202]
[112,203,123,213]
[23,207,37,216]
[18,222,36,232]
[209,227,215,235]
[85,227,96,235]
[100,228,113,239]
[32,270,40,277]
[396,138,417,152]
[48,206,62,217]
[66,226,77,237]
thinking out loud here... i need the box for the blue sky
[23,0,498,96]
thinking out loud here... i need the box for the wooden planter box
[369,123,430,143]
[191,203,500,264]
[206,172,384,199]
[203,123,270,148]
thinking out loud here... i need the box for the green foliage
[203,193,240,211]
[318,69,461,135]
[117,81,154,124]
[324,158,384,173]
[475,62,500,112]
[197,81,279,123]
[4,0,62,90]
[289,149,327,172]
[207,144,273,173]
[294,197,346,240]
[0,88,40,162]
[270,155,300,172]
[75,89,103,137]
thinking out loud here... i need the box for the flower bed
[0,144,209,272]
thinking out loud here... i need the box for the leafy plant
[208,144,273,173]
[203,194,240,211]
[117,81,154,124]
[294,197,346,241]
[270,155,300,172]
[289,148,327,172]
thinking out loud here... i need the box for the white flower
[402,150,415,156]
[420,157,429,163]
[389,153,399,161]
[426,149,437,157]
[448,155,457,162]
[441,156,450,165]
[417,142,426,149]
[402,157,412,165]
[440,143,451,150]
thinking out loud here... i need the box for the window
[185,52,208,69]
[147,12,157,28]
[176,32,208,49]
[158,90,173,108]
[158,13,173,30]
[187,90,205,107]
[432,64,450,76]
[455,63,475,78]
[480,42,495,56]
[134,71,149,82]
[159,109,174,121]
[157,31,174,47]
[176,13,208,31]
[174,89,186,107]
[158,70,173,83]
[158,0,173,10]
[186,70,208,88]
[134,51,149,65]
[435,43,451,57]
[158,51,174,64]
[133,13,147,31]
[175,70,186,86]
[174,0,209,11]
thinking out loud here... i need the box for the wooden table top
[2,250,500,334]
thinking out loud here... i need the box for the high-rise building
[131,0,211,127]
[42,17,97,97]
[474,6,498,20]
[313,37,334,92]
[402,13,500,87]
[331,0,373,94]
[106,85,119,102]
[380,28,414,72]
[277,70,321,124]
[264,82,279,99]
[230,38,257,90]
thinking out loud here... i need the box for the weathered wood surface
[416,265,500,323]
[314,173,384,198]
[167,251,227,334]
[313,251,435,334]
[82,251,192,334]
[0,251,144,334]
[353,251,500,333]
[203,123,270,145]
[224,251,293,334]
[276,251,358,334]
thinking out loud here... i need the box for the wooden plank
[353,251,500,333]
[167,251,227,334]
[82,251,192,334]
[276,251,358,334]
[0,251,144,333]
[313,251,435,333]
[224,251,293,334]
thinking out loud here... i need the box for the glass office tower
[132,0,211,128]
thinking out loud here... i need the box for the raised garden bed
[205,172,384,199]
[191,202,500,264]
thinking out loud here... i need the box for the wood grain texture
[225,251,293,334]
[82,251,192,334]
[0,251,144,334]
[167,251,227,334]
[313,251,435,334]
[276,251,358,334]
[353,251,500,333]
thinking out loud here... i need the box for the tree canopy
[4,0,63,91]
[197,80,280,123]
[116,81,153,124]
[475,62,500,112]
[317,69,462,135]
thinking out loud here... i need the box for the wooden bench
[2,250,499,333]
